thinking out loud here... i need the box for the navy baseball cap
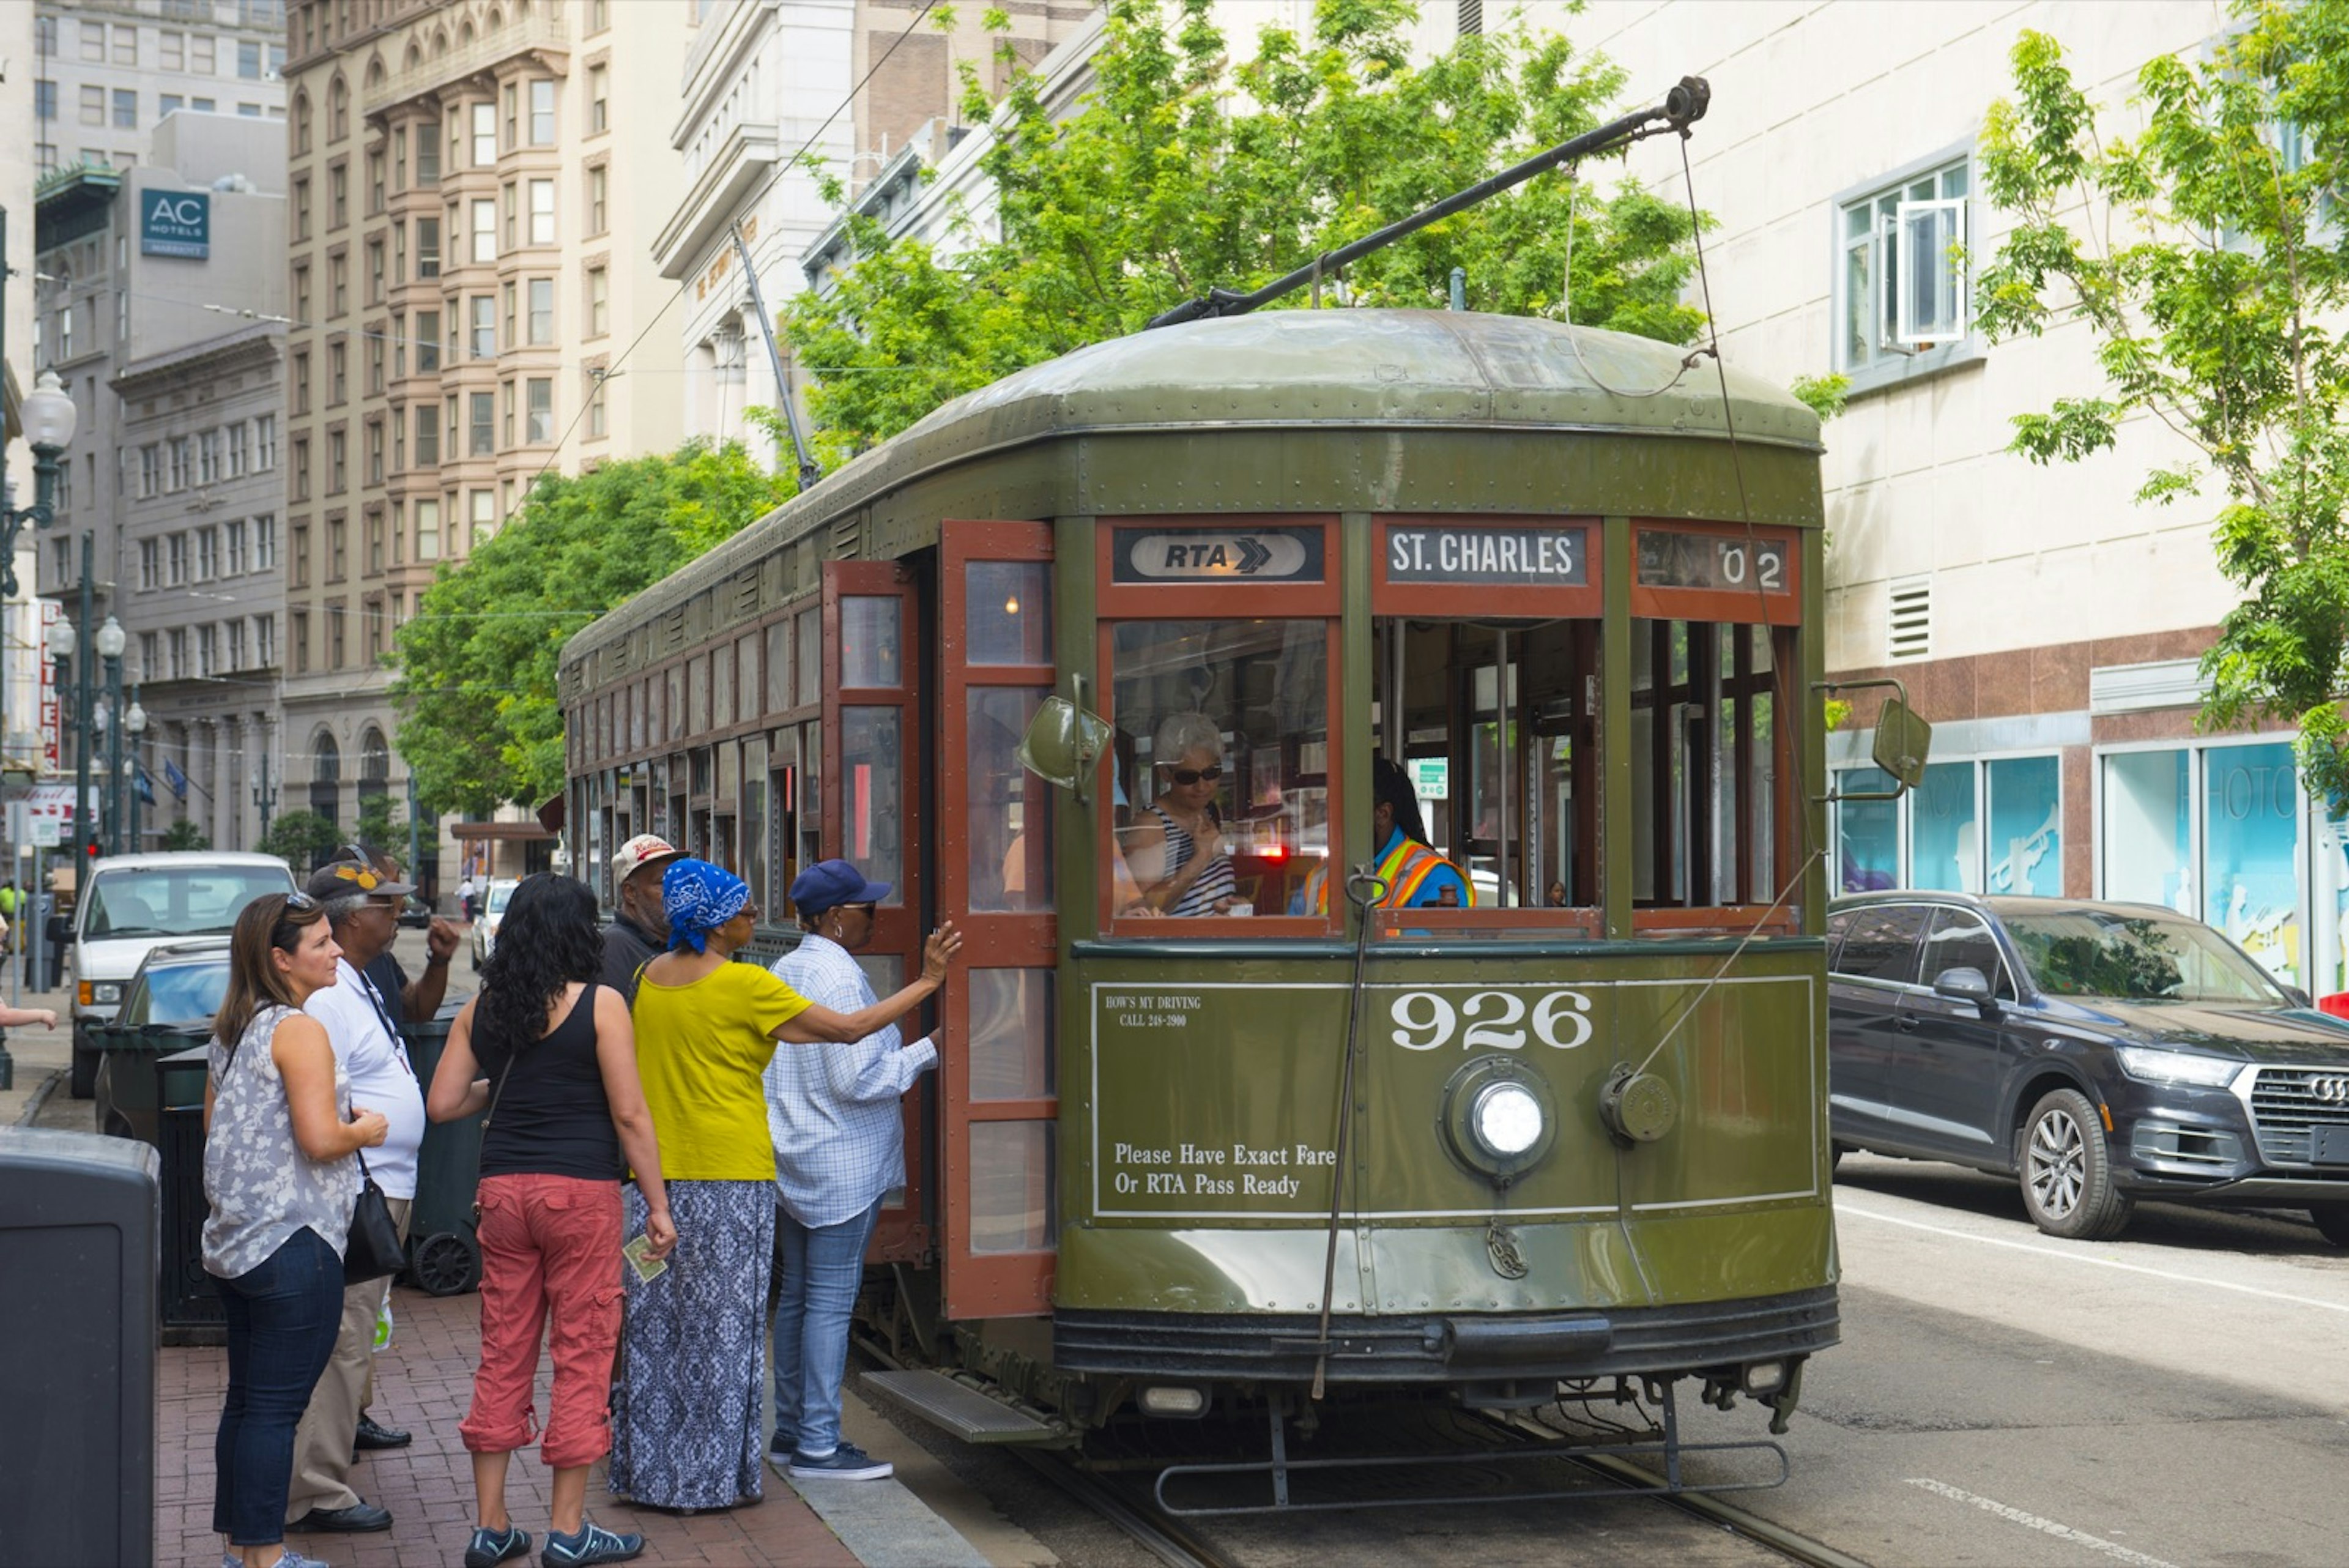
[790,858,892,917]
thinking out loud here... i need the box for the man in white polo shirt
[283,855,428,1536]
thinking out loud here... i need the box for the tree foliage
[786,0,1710,458]
[355,791,440,870]
[256,809,338,874]
[160,818,209,852]
[391,442,795,817]
[1978,4,2349,808]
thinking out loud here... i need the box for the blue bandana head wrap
[662,858,750,954]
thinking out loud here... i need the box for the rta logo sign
[140,190,210,258]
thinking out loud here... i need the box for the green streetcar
[560,304,1887,1507]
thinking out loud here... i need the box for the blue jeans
[771,1198,882,1458]
[213,1227,346,1545]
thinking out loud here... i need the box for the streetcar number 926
[1390,990,1592,1051]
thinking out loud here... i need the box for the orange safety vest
[1303,834,1474,914]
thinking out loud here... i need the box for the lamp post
[124,693,146,852]
[0,358,80,1093]
[97,616,125,855]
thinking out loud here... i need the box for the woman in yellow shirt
[609,858,958,1515]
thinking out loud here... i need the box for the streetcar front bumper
[1054,1284,1838,1387]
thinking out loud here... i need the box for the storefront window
[2202,741,2299,986]
[1985,755,2062,896]
[1107,619,1329,921]
[1836,766,1899,893]
[1909,761,1976,893]
[2102,749,2190,912]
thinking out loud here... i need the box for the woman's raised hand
[922,921,963,985]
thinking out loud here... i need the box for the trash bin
[401,1016,484,1296]
[0,1126,158,1568]
[155,1044,226,1344]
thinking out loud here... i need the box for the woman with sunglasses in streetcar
[1126,712,1239,916]
[609,859,960,1514]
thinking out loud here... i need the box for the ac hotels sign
[141,190,210,259]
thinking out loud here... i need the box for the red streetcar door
[819,558,929,1262]
[938,521,1059,1318]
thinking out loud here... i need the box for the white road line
[1905,1479,2180,1568]
[1838,1201,2349,1316]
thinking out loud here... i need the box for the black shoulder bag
[344,1148,406,1284]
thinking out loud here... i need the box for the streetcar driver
[1296,755,1474,913]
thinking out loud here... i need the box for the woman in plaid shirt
[763,860,941,1481]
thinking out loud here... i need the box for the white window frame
[1832,144,1983,396]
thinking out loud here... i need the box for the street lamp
[125,696,146,852]
[0,363,81,1094]
[97,616,125,855]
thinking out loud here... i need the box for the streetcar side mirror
[1019,696,1113,804]
[1872,698,1933,792]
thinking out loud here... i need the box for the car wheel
[2017,1087,2132,1240]
[2309,1206,2349,1247]
[69,1042,98,1099]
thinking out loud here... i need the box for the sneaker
[787,1442,894,1481]
[540,1520,644,1567]
[767,1428,798,1458]
[464,1523,532,1567]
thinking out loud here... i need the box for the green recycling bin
[399,1014,484,1295]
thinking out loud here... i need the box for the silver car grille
[2245,1068,2349,1164]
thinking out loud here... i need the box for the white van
[68,851,297,1098]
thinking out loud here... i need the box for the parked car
[398,893,434,929]
[91,938,233,1147]
[1828,891,2349,1244]
[469,878,520,972]
[67,852,297,1098]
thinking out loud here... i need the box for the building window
[587,267,608,336]
[257,613,276,668]
[293,264,311,324]
[528,180,555,245]
[393,126,407,193]
[367,420,384,485]
[415,403,439,466]
[161,94,185,118]
[470,488,495,544]
[330,75,348,141]
[291,439,311,500]
[113,23,136,63]
[471,101,495,166]
[257,416,277,469]
[415,497,440,561]
[226,619,246,671]
[113,90,137,130]
[470,392,494,455]
[34,81,55,122]
[239,38,263,78]
[530,79,555,146]
[80,86,105,126]
[368,336,384,395]
[228,421,251,475]
[526,378,553,444]
[527,277,554,344]
[292,611,308,674]
[471,198,495,263]
[330,253,348,316]
[416,309,440,371]
[588,166,607,234]
[168,628,187,679]
[195,35,217,73]
[586,368,607,439]
[80,21,103,62]
[329,341,346,401]
[470,295,495,359]
[167,532,188,586]
[329,430,347,492]
[417,125,440,185]
[295,92,311,153]
[328,518,346,581]
[503,280,518,347]
[139,633,159,678]
[138,445,161,497]
[589,67,607,133]
[198,430,222,485]
[168,438,191,491]
[254,515,278,570]
[328,606,346,670]
[502,379,516,446]
[197,527,219,580]
[367,240,384,305]
[1837,153,1972,386]
[368,511,384,574]
[330,162,347,228]
[390,311,406,377]
[368,150,385,214]
[138,540,160,591]
[227,518,247,574]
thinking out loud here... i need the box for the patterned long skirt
[609,1180,774,1510]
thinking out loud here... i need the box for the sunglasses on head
[284,890,319,912]
[1161,764,1222,786]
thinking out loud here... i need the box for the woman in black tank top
[425,875,674,1568]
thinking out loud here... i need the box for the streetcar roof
[565,310,1820,672]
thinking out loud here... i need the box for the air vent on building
[1887,574,1931,661]
[1459,0,1483,35]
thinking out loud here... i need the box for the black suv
[1827,891,2349,1243]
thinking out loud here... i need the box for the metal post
[73,535,93,868]
[405,769,421,888]
[125,683,142,852]
[103,649,122,856]
[254,750,274,838]
[727,223,823,494]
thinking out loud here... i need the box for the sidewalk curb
[16,1068,61,1127]
[770,1457,994,1568]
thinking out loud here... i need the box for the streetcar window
[1107,619,1330,921]
[840,707,904,903]
[1369,617,1598,913]
[1630,619,1782,913]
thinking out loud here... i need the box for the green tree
[159,818,210,852]
[354,792,440,871]
[391,440,795,817]
[257,809,339,873]
[785,0,1710,458]
[1976,5,2349,807]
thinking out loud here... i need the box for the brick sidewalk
[160,1285,859,1568]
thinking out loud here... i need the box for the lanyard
[354,967,415,1079]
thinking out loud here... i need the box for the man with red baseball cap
[601,834,683,1001]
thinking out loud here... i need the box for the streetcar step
[861,1370,1061,1445]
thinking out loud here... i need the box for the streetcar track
[1012,1446,1239,1568]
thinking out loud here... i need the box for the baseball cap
[789,858,892,918]
[306,856,417,902]
[612,833,682,886]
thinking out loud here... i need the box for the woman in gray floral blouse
[203,893,389,1568]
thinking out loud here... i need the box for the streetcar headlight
[1138,1385,1208,1418]
[1440,1057,1559,1187]
[1471,1081,1545,1157]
